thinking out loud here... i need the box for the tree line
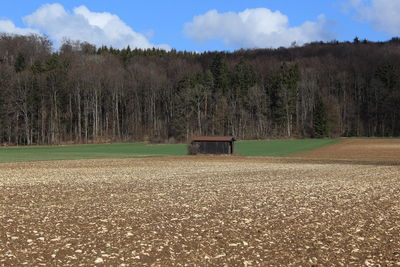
[1,34,400,145]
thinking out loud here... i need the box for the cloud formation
[0,20,38,35]
[184,8,334,49]
[0,3,169,50]
[349,0,400,35]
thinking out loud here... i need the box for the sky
[0,0,397,51]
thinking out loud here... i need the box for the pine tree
[14,53,26,73]
[313,97,329,138]
[210,54,229,95]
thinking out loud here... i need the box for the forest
[1,34,400,145]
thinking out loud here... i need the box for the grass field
[0,142,187,163]
[236,139,339,156]
[0,139,339,163]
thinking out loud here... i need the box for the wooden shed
[191,136,235,155]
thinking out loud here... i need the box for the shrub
[187,143,199,155]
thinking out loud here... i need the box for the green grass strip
[0,142,187,163]
[235,139,340,157]
[0,139,340,163]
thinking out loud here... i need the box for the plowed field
[1,140,400,266]
[293,138,400,163]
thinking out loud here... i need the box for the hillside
[1,34,400,145]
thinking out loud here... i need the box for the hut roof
[191,136,235,142]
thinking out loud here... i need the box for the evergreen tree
[265,63,299,136]
[313,97,329,138]
[210,54,229,95]
[14,53,26,73]
[231,60,257,100]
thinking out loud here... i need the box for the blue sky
[0,0,396,51]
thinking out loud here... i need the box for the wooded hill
[1,34,400,145]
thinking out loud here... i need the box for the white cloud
[0,3,169,50]
[0,19,38,35]
[184,8,334,49]
[349,0,400,35]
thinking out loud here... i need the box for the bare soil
[1,144,400,266]
[292,138,400,163]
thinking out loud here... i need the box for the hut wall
[193,141,232,154]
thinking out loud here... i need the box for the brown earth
[292,138,400,163]
[1,144,400,266]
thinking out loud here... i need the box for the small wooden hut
[191,136,235,154]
